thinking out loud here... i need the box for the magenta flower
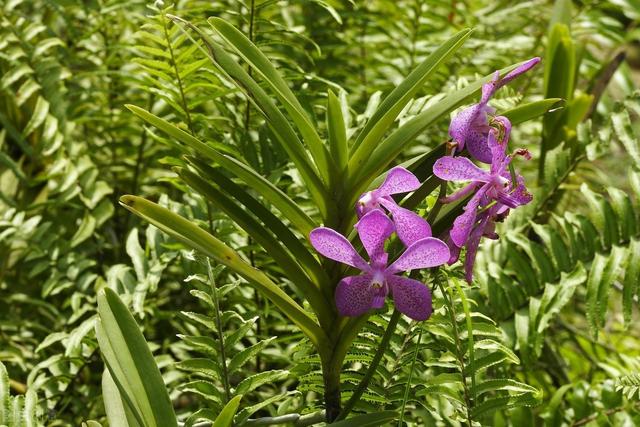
[356,166,432,247]
[433,129,532,282]
[449,57,540,163]
[309,210,450,320]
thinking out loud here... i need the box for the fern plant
[0,362,41,426]
[176,262,291,425]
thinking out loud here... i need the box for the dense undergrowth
[1,0,640,426]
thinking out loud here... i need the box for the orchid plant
[113,14,549,424]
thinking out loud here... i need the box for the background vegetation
[1,0,640,425]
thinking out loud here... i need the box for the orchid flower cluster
[433,57,540,283]
[309,58,540,322]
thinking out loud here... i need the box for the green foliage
[0,362,40,426]
[96,287,177,426]
[2,0,640,425]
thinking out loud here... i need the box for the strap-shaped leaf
[168,16,330,218]
[212,395,243,427]
[119,195,328,349]
[349,28,472,167]
[502,98,563,125]
[102,369,142,427]
[96,288,177,427]
[327,89,349,179]
[347,60,529,203]
[125,105,317,235]
[208,17,332,185]
[176,167,333,327]
[186,157,329,287]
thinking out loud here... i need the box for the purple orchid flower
[356,166,432,247]
[449,57,540,163]
[309,210,450,320]
[433,129,532,282]
[446,203,503,283]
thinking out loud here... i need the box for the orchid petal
[463,223,485,283]
[462,212,493,283]
[441,182,481,204]
[309,228,368,270]
[448,241,461,265]
[465,129,494,164]
[387,275,432,321]
[479,71,502,105]
[450,188,487,247]
[433,156,492,183]
[379,198,431,247]
[387,237,450,274]
[355,210,394,267]
[378,166,421,196]
[496,180,532,208]
[449,104,492,152]
[335,274,377,317]
[499,57,541,88]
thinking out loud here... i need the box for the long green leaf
[118,195,328,350]
[176,167,333,327]
[125,105,317,235]
[327,89,349,179]
[348,60,528,203]
[349,29,472,170]
[586,246,626,337]
[96,288,177,427]
[208,17,332,184]
[212,395,242,427]
[102,369,142,427]
[502,98,563,125]
[186,157,328,287]
[169,16,330,218]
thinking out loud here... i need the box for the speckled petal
[480,71,502,104]
[387,237,450,274]
[450,188,487,247]
[355,210,394,267]
[433,156,491,183]
[388,275,432,321]
[449,104,483,151]
[488,120,511,173]
[447,241,461,264]
[379,198,431,247]
[496,178,532,208]
[465,128,494,164]
[499,57,541,88]
[335,274,377,317]
[378,166,421,196]
[463,214,492,283]
[309,228,368,270]
[441,182,481,204]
